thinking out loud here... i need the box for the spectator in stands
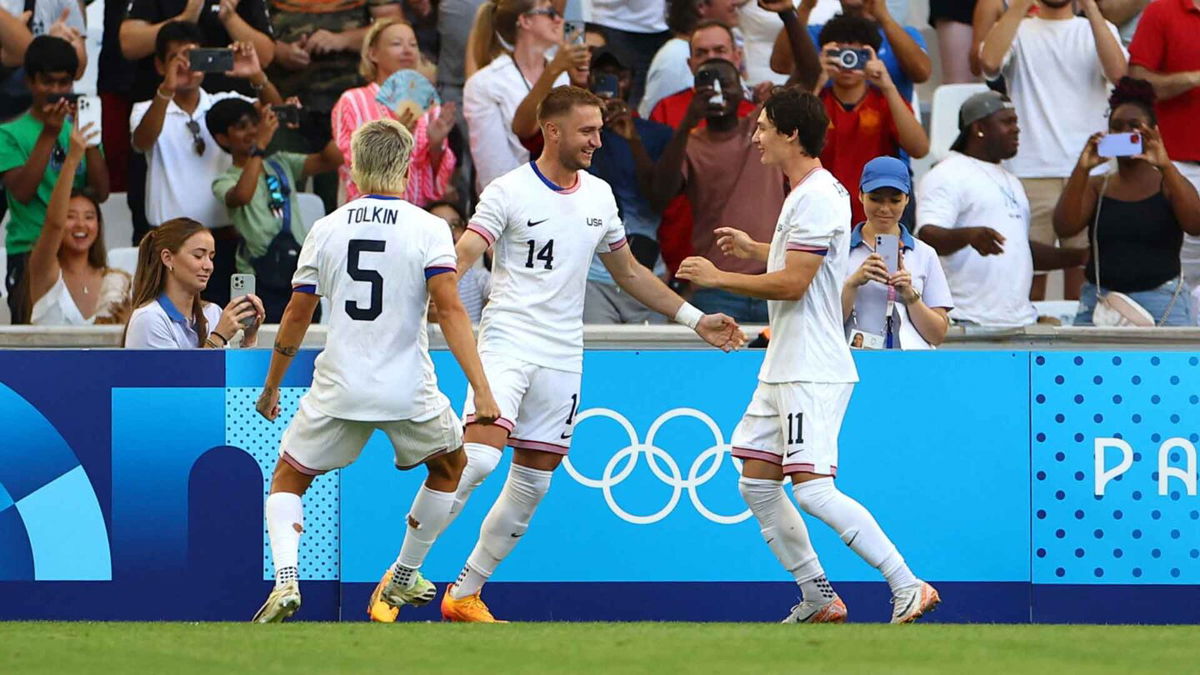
[428,199,490,322]
[842,157,952,349]
[402,0,440,61]
[1129,0,1200,315]
[124,217,264,348]
[1101,0,1149,46]
[267,0,399,212]
[440,0,487,96]
[916,91,1086,326]
[979,0,1127,301]
[462,0,569,193]
[640,0,740,119]
[584,48,673,324]
[648,59,784,323]
[1053,79,1200,327]
[98,0,137,203]
[208,100,342,321]
[0,36,109,323]
[131,25,283,307]
[772,0,932,104]
[929,0,976,84]
[509,23,606,152]
[0,0,87,120]
[27,123,132,326]
[589,0,672,108]
[813,15,929,226]
[332,18,456,205]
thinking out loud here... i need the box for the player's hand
[714,227,759,260]
[696,313,747,353]
[850,252,888,287]
[472,390,502,425]
[967,227,1006,256]
[256,385,281,421]
[675,255,722,287]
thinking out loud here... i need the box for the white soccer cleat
[368,570,437,622]
[890,581,940,624]
[252,581,302,623]
[781,595,848,624]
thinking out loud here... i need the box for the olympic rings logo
[560,408,752,525]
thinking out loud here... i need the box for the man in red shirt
[813,14,928,226]
[1129,0,1200,301]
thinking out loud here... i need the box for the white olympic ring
[560,407,751,525]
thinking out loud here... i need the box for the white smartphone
[563,20,585,46]
[875,234,900,275]
[1097,132,1142,158]
[74,95,102,146]
[230,273,256,328]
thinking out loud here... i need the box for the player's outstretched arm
[454,229,490,282]
[428,273,501,424]
[600,245,746,352]
[714,227,770,263]
[676,250,822,302]
[256,291,320,421]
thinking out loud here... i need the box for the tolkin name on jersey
[346,205,400,226]
[586,217,603,227]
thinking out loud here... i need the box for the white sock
[439,443,503,535]
[738,477,825,584]
[792,477,918,594]
[265,492,303,588]
[391,485,456,587]
[451,463,552,599]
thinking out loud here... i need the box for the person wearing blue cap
[843,156,953,349]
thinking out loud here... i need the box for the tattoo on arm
[274,343,298,357]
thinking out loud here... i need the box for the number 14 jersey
[468,162,628,373]
[292,195,457,421]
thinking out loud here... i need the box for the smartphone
[189,48,234,73]
[230,274,257,328]
[47,92,82,105]
[1097,132,1143,158]
[876,234,900,275]
[695,70,724,106]
[271,104,301,126]
[592,73,619,99]
[563,20,585,46]
[74,95,102,145]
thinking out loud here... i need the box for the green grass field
[1,623,1194,674]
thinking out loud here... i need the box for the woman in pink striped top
[332,18,457,206]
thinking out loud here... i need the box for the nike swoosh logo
[527,218,548,227]
[560,432,573,440]
[510,532,524,538]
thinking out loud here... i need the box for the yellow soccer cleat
[367,569,437,623]
[440,583,508,623]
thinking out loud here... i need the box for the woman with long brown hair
[123,218,265,348]
[27,123,132,325]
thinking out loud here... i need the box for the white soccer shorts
[730,381,854,476]
[462,351,582,454]
[280,398,464,475]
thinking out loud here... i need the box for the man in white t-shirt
[250,119,501,624]
[439,86,744,622]
[979,0,1127,300]
[917,91,1088,326]
[676,86,939,625]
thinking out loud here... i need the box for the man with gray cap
[916,91,1087,326]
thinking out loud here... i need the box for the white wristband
[674,302,703,330]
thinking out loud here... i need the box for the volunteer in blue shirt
[843,156,953,349]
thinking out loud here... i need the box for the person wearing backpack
[207,98,342,321]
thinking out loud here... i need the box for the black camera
[271,105,301,126]
[827,47,872,71]
[46,93,82,105]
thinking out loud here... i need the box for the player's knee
[463,442,503,482]
[509,464,552,502]
[426,448,467,483]
[791,476,837,514]
[738,476,779,508]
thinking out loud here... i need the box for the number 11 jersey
[467,162,628,373]
[292,195,457,421]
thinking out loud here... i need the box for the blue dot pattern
[226,387,340,582]
[1033,353,1199,584]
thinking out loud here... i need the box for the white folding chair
[928,83,990,163]
[107,247,140,278]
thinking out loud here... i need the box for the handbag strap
[265,158,293,236]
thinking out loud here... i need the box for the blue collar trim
[529,161,570,192]
[363,194,402,200]
[156,292,189,325]
[850,223,916,250]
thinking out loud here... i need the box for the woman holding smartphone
[1053,78,1200,327]
[843,157,953,349]
[123,218,265,349]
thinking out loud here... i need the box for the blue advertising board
[0,349,1196,622]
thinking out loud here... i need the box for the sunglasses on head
[186,119,206,156]
[525,7,561,19]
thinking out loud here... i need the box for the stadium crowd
[1,0,1199,342]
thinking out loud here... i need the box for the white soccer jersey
[292,195,457,421]
[759,168,859,384]
[467,162,628,373]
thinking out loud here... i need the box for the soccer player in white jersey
[439,86,745,622]
[249,119,501,623]
[676,86,940,624]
